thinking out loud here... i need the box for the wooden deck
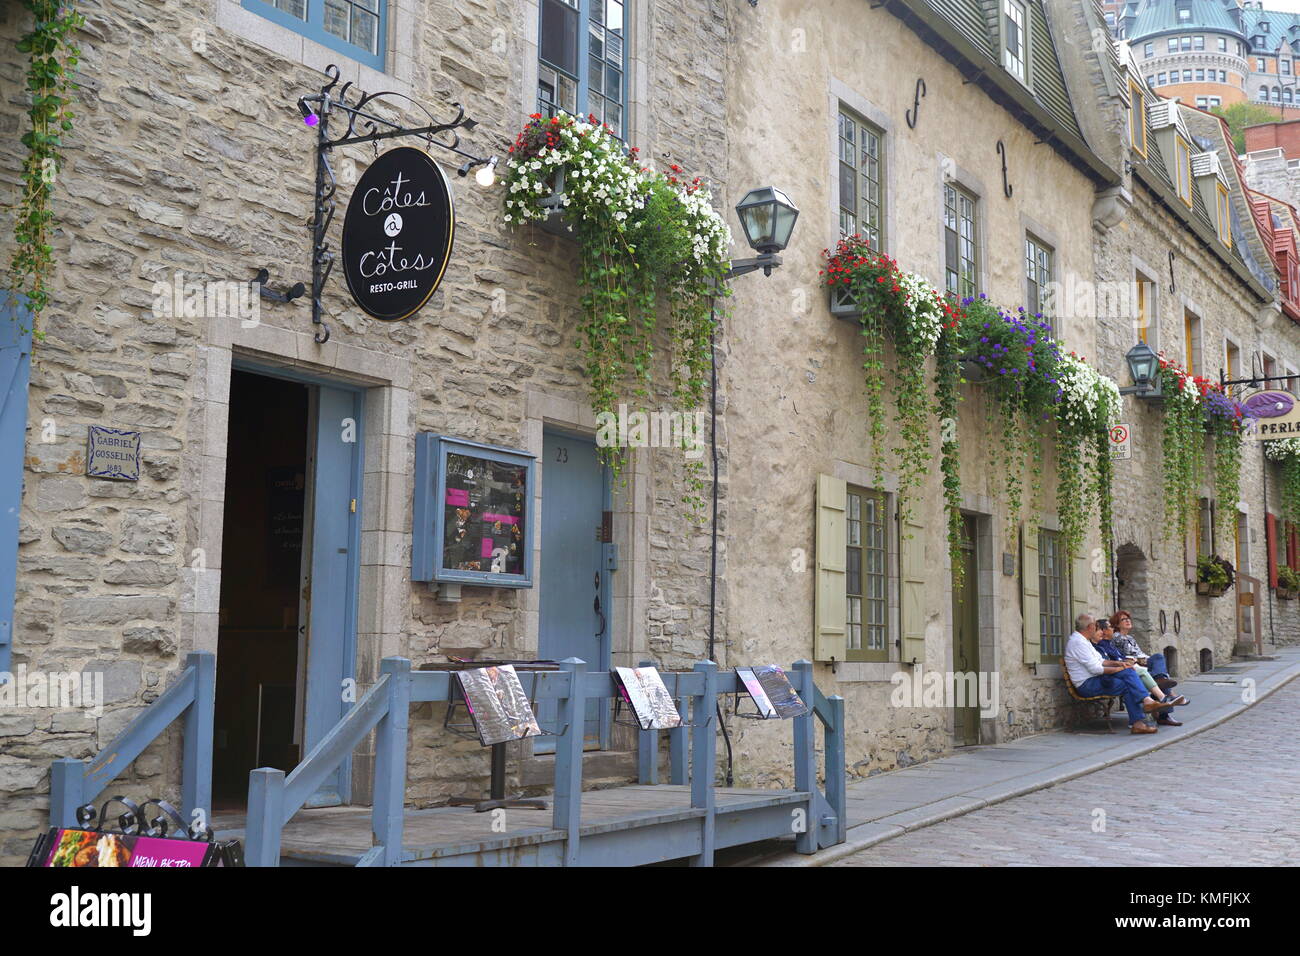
[216,784,810,867]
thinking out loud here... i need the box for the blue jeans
[1145,653,1169,680]
[1077,671,1150,724]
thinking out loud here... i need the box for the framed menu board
[412,434,535,587]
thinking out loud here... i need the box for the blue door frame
[230,360,364,805]
[537,427,612,752]
[0,295,34,680]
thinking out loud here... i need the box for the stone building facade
[0,0,733,864]
[4,0,1300,870]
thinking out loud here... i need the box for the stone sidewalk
[756,648,1300,867]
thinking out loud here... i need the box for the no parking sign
[1109,423,1131,461]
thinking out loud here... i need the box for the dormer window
[1129,79,1148,157]
[1175,135,1193,207]
[1003,0,1027,83]
[1216,184,1232,247]
[1177,1,1191,22]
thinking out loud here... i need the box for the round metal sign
[341,147,454,321]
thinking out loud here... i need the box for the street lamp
[1119,340,1160,398]
[728,187,799,278]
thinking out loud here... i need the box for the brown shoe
[1142,699,1173,713]
[1156,715,1183,726]
[1156,677,1178,692]
[1131,722,1158,734]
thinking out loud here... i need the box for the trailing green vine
[502,114,730,510]
[1157,360,1203,542]
[1204,388,1244,551]
[6,0,83,330]
[1265,438,1300,526]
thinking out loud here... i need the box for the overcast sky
[1261,0,1300,13]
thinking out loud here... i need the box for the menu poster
[613,666,683,730]
[735,666,778,719]
[442,452,527,575]
[456,665,543,746]
[752,665,809,718]
[34,828,218,868]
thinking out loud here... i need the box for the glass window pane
[540,0,579,73]
[352,8,378,53]
[273,0,307,18]
[324,0,349,40]
[589,24,604,61]
[605,68,620,102]
[590,56,604,95]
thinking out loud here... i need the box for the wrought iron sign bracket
[296,64,495,344]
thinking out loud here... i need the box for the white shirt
[1064,631,1106,686]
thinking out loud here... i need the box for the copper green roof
[1128,0,1242,39]
[1242,7,1300,48]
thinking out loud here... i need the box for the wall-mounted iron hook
[996,140,1013,197]
[906,78,926,130]
[252,268,306,304]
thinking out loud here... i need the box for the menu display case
[412,434,535,587]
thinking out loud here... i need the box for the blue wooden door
[537,430,609,750]
[301,385,363,805]
[0,295,33,678]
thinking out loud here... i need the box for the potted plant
[1277,565,1300,600]
[1195,553,1234,597]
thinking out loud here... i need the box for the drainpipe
[708,309,733,786]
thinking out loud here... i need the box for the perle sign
[341,146,455,322]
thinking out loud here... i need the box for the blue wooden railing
[244,657,846,867]
[49,651,215,829]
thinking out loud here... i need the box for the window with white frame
[1025,233,1053,328]
[944,183,978,297]
[537,0,627,138]
[838,109,885,250]
[1003,0,1027,83]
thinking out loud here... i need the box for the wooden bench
[1062,668,1123,733]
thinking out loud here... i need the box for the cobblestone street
[830,678,1300,867]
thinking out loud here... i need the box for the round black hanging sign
[341,146,455,321]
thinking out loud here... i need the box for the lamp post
[708,188,798,786]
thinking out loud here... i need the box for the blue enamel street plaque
[86,425,141,481]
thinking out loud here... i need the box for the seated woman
[1110,611,1175,691]
[1096,617,1187,725]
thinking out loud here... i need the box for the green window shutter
[814,474,847,663]
[1021,526,1041,665]
[1071,551,1091,627]
[900,515,926,665]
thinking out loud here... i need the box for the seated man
[1064,613,1171,735]
[1095,617,1188,726]
[1110,611,1175,692]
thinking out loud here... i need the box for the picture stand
[438,661,560,812]
[612,666,689,731]
[732,665,809,719]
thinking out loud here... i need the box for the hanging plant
[6,0,84,331]
[819,236,948,526]
[1204,388,1244,551]
[1156,358,1204,542]
[934,306,966,587]
[1265,437,1300,525]
[501,114,731,505]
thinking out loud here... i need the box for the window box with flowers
[819,236,1120,586]
[1195,553,1234,597]
[1277,565,1300,599]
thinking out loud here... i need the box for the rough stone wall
[0,0,731,863]
[719,0,1104,786]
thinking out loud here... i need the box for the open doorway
[213,371,308,805]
